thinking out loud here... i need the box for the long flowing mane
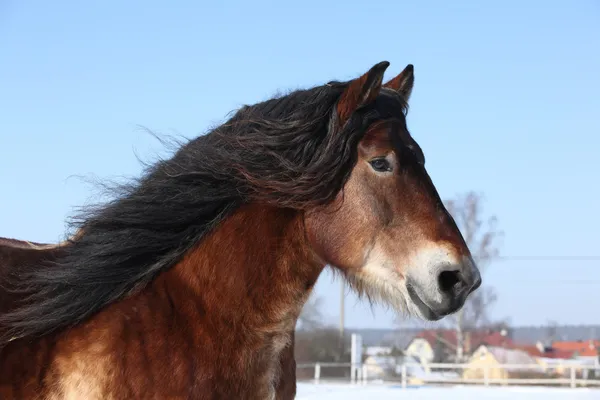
[0,82,408,345]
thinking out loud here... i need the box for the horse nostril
[438,270,462,294]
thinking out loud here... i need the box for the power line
[499,280,600,285]
[496,256,600,261]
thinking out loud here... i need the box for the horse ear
[336,61,390,126]
[384,64,414,101]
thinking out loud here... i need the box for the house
[462,345,543,382]
[511,340,600,377]
[518,345,576,376]
[404,336,436,363]
[576,344,599,363]
[528,341,599,372]
[552,340,599,362]
[548,340,600,377]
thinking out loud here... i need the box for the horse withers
[0,61,481,399]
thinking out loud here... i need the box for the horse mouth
[406,283,443,321]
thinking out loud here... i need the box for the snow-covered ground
[296,382,600,399]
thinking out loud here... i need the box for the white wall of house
[405,338,435,363]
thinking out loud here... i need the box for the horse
[0,61,481,399]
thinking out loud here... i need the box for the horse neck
[164,203,324,332]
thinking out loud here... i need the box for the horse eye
[369,158,392,173]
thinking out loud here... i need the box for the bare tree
[294,295,353,378]
[545,320,559,344]
[297,294,324,331]
[444,191,503,361]
[295,327,350,363]
[294,326,352,379]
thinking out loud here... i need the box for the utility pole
[338,278,346,360]
[456,309,463,363]
[339,279,345,340]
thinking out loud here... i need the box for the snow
[296,383,600,399]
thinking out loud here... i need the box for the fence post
[314,363,321,384]
[570,366,576,388]
[401,364,407,389]
[484,365,489,386]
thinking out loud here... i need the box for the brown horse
[0,61,481,399]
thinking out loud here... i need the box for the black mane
[0,82,408,344]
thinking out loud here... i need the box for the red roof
[514,345,544,358]
[578,347,598,357]
[553,340,600,353]
[515,345,575,360]
[414,329,513,352]
[413,330,594,360]
[542,348,577,359]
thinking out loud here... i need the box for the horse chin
[344,269,414,320]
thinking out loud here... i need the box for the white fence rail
[296,361,600,388]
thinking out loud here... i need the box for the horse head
[305,62,481,320]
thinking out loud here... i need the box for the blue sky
[1,1,599,330]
